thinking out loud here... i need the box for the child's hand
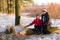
[24,26,27,29]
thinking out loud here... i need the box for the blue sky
[33,0,60,5]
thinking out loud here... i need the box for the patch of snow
[0,14,60,32]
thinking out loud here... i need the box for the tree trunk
[15,0,20,26]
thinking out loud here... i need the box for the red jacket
[29,19,42,27]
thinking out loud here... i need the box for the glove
[24,26,27,29]
[26,25,30,27]
[24,24,30,28]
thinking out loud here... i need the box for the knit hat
[42,9,47,12]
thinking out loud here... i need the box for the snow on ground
[24,33,60,40]
[0,13,60,40]
[0,13,15,32]
[0,13,60,32]
[21,16,60,27]
[51,19,60,27]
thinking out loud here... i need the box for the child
[25,14,43,35]
[41,9,51,34]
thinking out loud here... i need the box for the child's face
[36,16,40,19]
[43,11,46,14]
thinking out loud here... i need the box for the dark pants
[43,24,51,34]
[34,26,43,34]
